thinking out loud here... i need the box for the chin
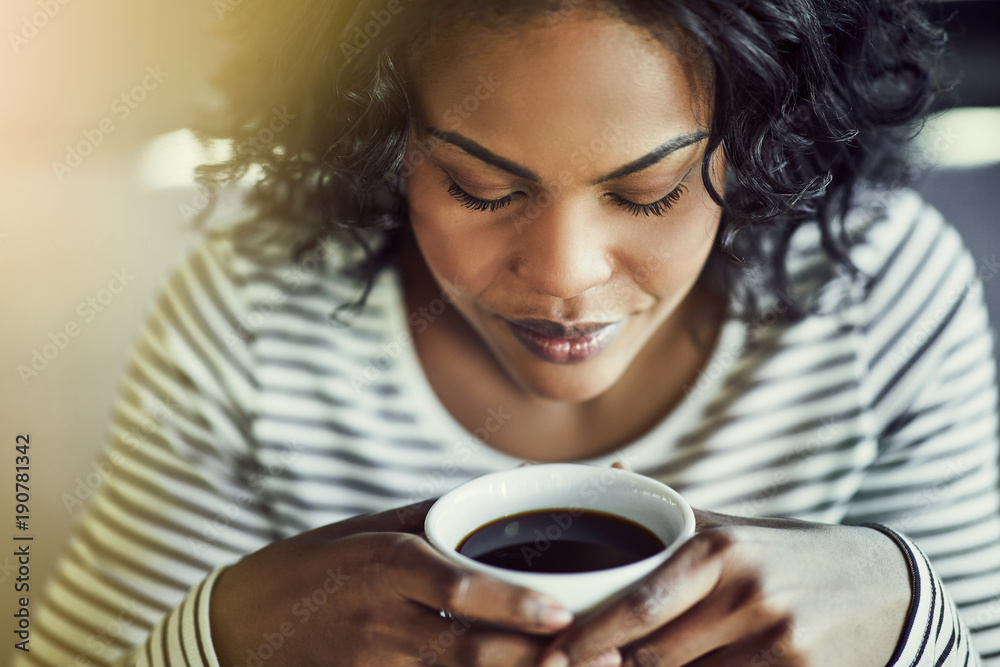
[505,359,624,403]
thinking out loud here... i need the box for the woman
[21,0,999,665]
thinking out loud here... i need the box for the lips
[505,317,627,364]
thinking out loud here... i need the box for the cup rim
[424,463,695,579]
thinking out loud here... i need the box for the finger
[540,532,730,666]
[393,535,574,635]
[402,603,547,667]
[369,498,438,533]
[617,589,762,667]
[656,621,795,667]
[692,507,746,532]
[306,498,437,543]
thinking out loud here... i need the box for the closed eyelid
[438,164,523,193]
[606,165,696,193]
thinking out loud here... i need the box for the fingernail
[539,651,570,667]
[588,650,623,667]
[538,603,573,628]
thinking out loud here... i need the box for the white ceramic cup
[424,463,696,614]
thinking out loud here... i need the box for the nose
[510,201,615,300]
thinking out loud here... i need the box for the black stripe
[62,549,172,612]
[847,485,998,526]
[863,524,924,667]
[253,327,342,350]
[257,413,439,450]
[91,500,216,571]
[849,459,981,501]
[74,524,191,592]
[269,475,408,505]
[256,384,352,408]
[861,204,924,301]
[42,594,133,649]
[51,569,155,632]
[874,283,971,408]
[676,404,864,455]
[276,300,385,341]
[270,504,377,529]
[911,512,1000,542]
[869,244,960,369]
[101,456,273,543]
[162,270,255,390]
[715,465,864,510]
[912,544,938,666]
[32,617,110,666]
[866,218,948,337]
[925,538,1000,563]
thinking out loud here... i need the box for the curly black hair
[192,0,947,321]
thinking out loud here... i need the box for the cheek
[627,188,720,295]
[406,165,503,291]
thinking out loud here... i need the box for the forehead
[407,13,708,180]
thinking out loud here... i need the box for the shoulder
[783,187,980,320]
[780,188,993,414]
[173,217,388,332]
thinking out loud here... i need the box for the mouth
[504,317,627,364]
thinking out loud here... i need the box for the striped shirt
[17,188,1000,666]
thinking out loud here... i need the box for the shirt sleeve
[842,192,1000,666]
[14,230,274,667]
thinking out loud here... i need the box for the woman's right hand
[209,500,574,666]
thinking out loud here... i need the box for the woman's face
[404,11,724,402]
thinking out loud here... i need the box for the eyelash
[606,185,687,217]
[445,180,514,212]
[442,174,689,217]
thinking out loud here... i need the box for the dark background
[915,0,1000,378]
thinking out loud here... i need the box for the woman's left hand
[539,510,912,667]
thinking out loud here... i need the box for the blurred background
[1,1,998,663]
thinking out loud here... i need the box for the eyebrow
[427,126,708,184]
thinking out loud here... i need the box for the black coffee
[457,508,665,573]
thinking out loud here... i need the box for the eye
[440,170,514,213]
[446,180,513,212]
[608,183,687,217]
